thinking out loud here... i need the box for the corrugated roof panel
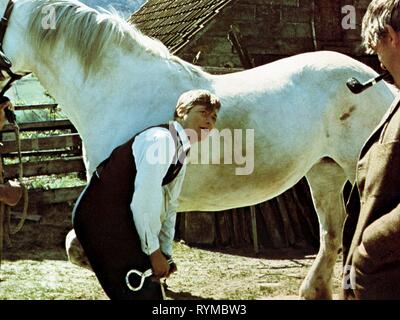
[129,0,233,52]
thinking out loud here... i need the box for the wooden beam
[2,119,74,133]
[2,149,82,159]
[14,104,58,111]
[203,66,244,74]
[4,158,85,179]
[227,26,255,70]
[250,206,259,254]
[0,133,81,153]
[10,212,41,222]
[21,186,84,206]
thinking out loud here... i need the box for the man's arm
[360,202,400,265]
[130,128,176,277]
[159,165,187,257]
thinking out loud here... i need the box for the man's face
[373,25,400,87]
[178,104,218,143]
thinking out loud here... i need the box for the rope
[9,123,28,235]
[0,122,28,270]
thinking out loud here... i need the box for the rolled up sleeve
[159,165,187,256]
[130,128,175,255]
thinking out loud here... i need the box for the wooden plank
[215,211,231,246]
[10,212,41,222]
[292,181,319,246]
[225,209,236,247]
[0,133,81,153]
[277,192,296,246]
[273,197,289,248]
[4,158,85,179]
[241,207,251,245]
[203,66,244,74]
[260,201,286,248]
[250,205,259,253]
[14,104,58,111]
[31,186,84,204]
[231,209,241,247]
[13,187,84,211]
[2,149,82,159]
[284,190,305,247]
[2,119,74,133]
[182,212,215,245]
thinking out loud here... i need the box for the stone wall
[178,0,377,69]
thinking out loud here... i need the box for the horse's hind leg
[300,158,348,299]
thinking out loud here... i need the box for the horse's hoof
[299,283,332,300]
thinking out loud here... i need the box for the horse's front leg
[300,158,348,299]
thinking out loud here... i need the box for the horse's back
[212,51,380,94]
[211,50,394,130]
[180,51,396,211]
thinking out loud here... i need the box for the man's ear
[386,25,400,47]
[176,105,186,118]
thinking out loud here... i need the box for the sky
[80,0,146,18]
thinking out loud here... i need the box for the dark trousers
[73,175,163,300]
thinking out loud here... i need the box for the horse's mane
[26,0,205,77]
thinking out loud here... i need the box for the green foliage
[24,173,85,190]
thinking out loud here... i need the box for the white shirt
[131,121,190,257]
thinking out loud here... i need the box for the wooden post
[227,26,255,70]
[250,205,259,254]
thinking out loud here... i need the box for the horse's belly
[178,162,308,211]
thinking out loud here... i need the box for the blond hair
[174,89,221,120]
[362,0,400,54]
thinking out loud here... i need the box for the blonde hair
[362,0,400,53]
[174,89,221,120]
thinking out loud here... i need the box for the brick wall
[179,0,377,69]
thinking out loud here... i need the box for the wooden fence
[0,104,320,250]
[177,179,319,250]
[0,104,85,225]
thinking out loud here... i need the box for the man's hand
[149,249,170,279]
[0,180,23,206]
[0,99,13,128]
[167,262,177,277]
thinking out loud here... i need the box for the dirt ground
[1,222,343,300]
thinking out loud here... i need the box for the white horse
[0,0,396,299]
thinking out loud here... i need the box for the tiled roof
[128,0,234,53]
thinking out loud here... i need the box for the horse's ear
[0,50,12,69]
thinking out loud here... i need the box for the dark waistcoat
[73,123,188,300]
